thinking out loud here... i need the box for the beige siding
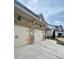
[14,25,30,47]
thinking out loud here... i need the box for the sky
[17,0,64,27]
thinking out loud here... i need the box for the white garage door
[34,29,44,43]
[14,25,30,47]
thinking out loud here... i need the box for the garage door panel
[34,29,44,43]
[14,25,30,47]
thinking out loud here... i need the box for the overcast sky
[17,0,64,27]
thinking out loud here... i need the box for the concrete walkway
[14,39,64,59]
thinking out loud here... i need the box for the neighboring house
[55,25,64,37]
[14,1,47,47]
[45,24,64,39]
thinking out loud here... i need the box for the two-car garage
[14,1,47,47]
[14,25,45,47]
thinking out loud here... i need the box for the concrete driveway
[14,39,64,59]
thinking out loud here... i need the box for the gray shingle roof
[14,0,38,18]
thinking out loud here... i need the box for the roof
[14,0,47,26]
[37,14,48,24]
[14,0,38,18]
